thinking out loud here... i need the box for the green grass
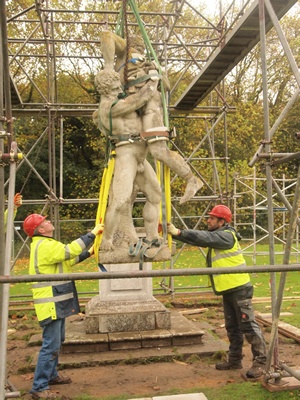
[68,381,300,400]
[196,383,300,400]
[8,245,300,399]
[10,244,300,299]
[153,243,300,297]
[9,244,300,327]
[41,381,300,400]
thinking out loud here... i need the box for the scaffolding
[1,0,300,397]
[2,0,254,269]
[233,170,300,264]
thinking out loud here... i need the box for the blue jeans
[30,318,65,393]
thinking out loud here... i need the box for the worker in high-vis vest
[23,214,104,399]
[167,205,267,380]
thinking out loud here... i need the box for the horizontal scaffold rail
[1,264,300,284]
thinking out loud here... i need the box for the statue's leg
[141,90,164,129]
[100,31,126,70]
[148,140,203,204]
[135,159,162,242]
[141,90,203,204]
[100,31,116,69]
[116,181,140,247]
[101,149,138,250]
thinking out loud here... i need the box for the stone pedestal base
[85,262,171,334]
[99,262,153,301]
[85,296,171,333]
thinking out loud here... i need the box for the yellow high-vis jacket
[4,208,17,233]
[170,225,251,295]
[29,233,94,326]
[208,229,250,294]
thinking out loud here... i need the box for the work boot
[49,373,72,385]
[31,389,59,399]
[246,362,265,378]
[215,360,242,370]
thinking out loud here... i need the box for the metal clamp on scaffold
[0,141,23,163]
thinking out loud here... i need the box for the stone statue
[100,30,203,204]
[93,69,162,253]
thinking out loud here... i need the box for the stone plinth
[85,262,171,334]
[85,297,171,334]
[99,262,153,302]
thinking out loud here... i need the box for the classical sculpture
[93,69,162,252]
[100,30,203,204]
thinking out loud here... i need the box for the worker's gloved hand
[88,245,94,256]
[14,193,23,208]
[167,223,180,236]
[91,223,104,236]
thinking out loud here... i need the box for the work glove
[13,193,23,208]
[167,223,180,236]
[91,223,104,236]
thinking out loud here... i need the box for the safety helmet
[23,214,47,237]
[208,205,232,223]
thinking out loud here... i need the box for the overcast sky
[188,0,299,17]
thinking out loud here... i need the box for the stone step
[28,311,206,354]
[28,314,228,369]
[62,310,205,353]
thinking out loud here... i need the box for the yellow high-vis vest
[210,230,250,294]
[29,236,85,325]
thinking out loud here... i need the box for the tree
[5,0,299,230]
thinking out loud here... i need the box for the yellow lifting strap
[156,161,172,250]
[94,150,116,264]
[164,165,172,249]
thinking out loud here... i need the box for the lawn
[70,381,300,400]
[9,243,300,327]
[7,244,300,400]
[161,383,298,400]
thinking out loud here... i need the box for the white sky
[105,0,298,19]
[188,0,299,17]
[189,0,246,16]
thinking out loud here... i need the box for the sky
[188,0,299,17]
[189,0,246,16]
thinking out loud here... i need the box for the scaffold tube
[1,264,300,284]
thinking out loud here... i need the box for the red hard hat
[23,214,47,237]
[208,205,232,223]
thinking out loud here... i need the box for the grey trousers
[222,285,267,364]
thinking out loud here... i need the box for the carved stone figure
[100,30,203,204]
[93,69,162,252]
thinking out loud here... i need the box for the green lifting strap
[124,72,162,90]
[115,0,172,270]
[115,0,169,129]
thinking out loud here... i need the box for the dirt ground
[6,300,300,399]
